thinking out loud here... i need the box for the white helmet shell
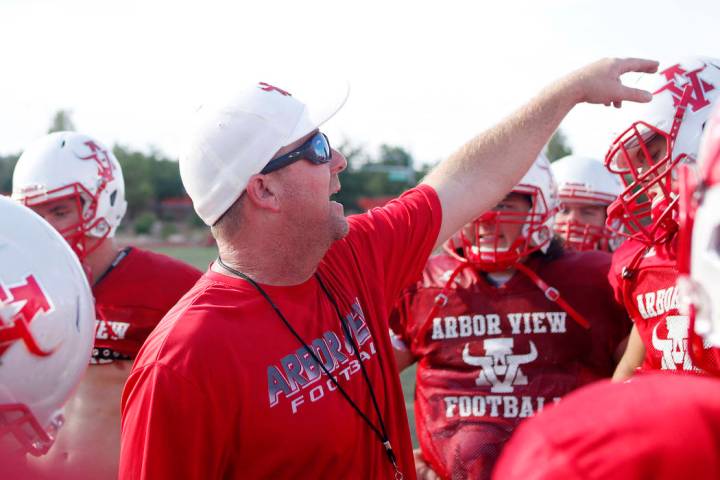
[12,131,127,239]
[552,155,622,205]
[610,56,720,164]
[0,196,95,456]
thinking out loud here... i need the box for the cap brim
[284,80,350,148]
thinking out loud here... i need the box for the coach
[119,58,657,479]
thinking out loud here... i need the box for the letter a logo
[0,275,56,357]
[654,63,716,112]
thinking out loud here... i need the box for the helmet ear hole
[109,190,117,207]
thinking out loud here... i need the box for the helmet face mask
[20,184,113,262]
[605,57,720,245]
[555,219,611,252]
[446,154,557,271]
[0,403,62,456]
[606,118,682,241]
[551,155,622,251]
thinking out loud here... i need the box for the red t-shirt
[389,250,629,480]
[493,372,720,480]
[119,186,442,480]
[92,247,202,362]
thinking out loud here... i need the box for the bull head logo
[77,141,115,184]
[652,315,693,371]
[462,338,538,393]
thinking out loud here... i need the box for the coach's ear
[244,174,281,213]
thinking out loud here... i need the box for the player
[0,196,95,478]
[389,154,629,480]
[492,98,720,480]
[551,155,622,251]
[11,132,202,478]
[606,57,720,380]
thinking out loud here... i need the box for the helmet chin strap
[513,262,590,329]
[413,260,477,352]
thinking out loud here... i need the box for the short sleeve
[343,185,441,310]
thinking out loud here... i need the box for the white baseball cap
[180,80,349,226]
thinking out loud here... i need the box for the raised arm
[422,57,658,247]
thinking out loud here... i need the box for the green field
[152,245,420,447]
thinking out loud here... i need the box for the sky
[0,0,718,170]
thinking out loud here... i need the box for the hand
[414,448,441,480]
[562,57,659,108]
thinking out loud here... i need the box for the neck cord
[93,247,132,345]
[93,247,131,286]
[216,257,403,479]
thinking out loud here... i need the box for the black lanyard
[93,246,131,286]
[216,258,404,479]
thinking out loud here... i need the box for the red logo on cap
[258,82,292,96]
[0,275,56,357]
[654,64,716,112]
[77,141,115,183]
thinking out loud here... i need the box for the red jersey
[119,186,441,480]
[493,372,720,480]
[92,247,202,362]
[389,250,629,480]
[608,235,699,372]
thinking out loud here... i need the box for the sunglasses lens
[311,133,331,163]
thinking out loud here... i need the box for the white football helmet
[12,132,127,261]
[551,155,623,251]
[0,196,95,457]
[446,153,558,271]
[605,56,720,244]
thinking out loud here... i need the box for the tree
[378,144,412,167]
[48,110,76,133]
[333,143,419,212]
[337,138,369,166]
[113,145,154,218]
[0,154,20,193]
[546,129,572,162]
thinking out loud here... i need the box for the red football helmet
[445,153,557,272]
[605,57,720,245]
[678,101,720,375]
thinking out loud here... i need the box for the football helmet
[605,56,720,245]
[12,132,127,261]
[446,153,558,272]
[0,196,95,456]
[551,155,623,251]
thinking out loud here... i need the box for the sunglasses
[261,132,332,174]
